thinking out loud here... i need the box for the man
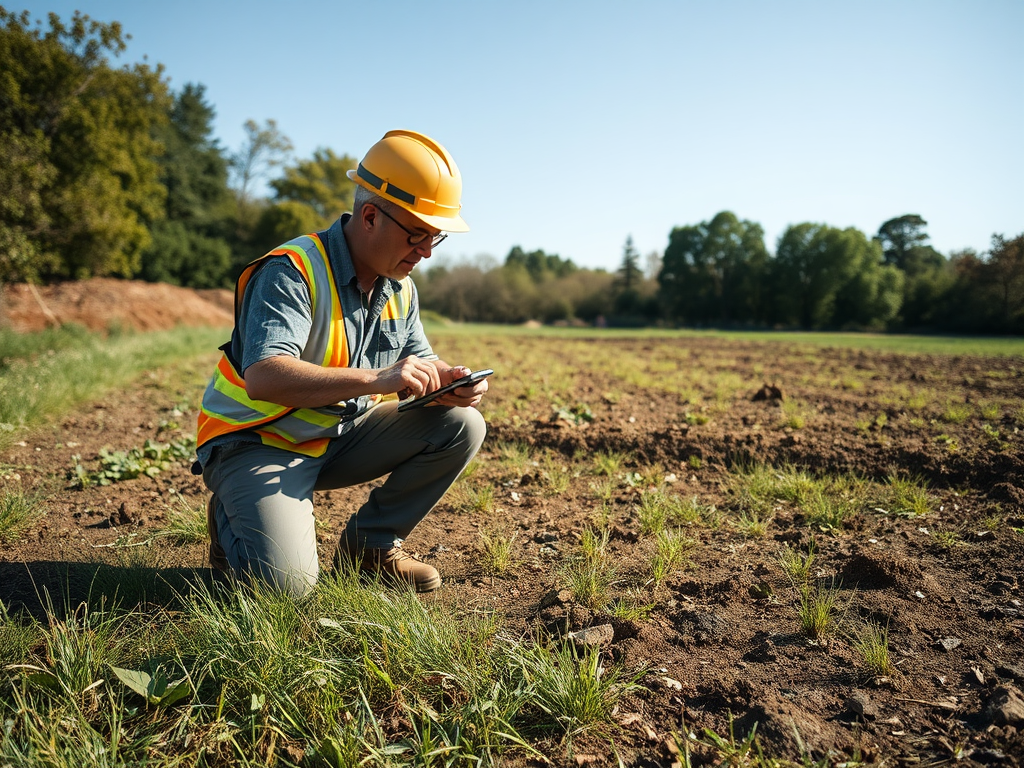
[195,129,487,597]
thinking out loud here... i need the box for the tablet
[397,369,494,411]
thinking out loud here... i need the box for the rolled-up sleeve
[236,259,313,374]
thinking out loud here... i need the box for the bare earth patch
[1,287,1022,764]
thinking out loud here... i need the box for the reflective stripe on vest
[196,232,413,458]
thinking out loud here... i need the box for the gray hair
[353,184,394,216]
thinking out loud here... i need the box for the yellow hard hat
[347,129,469,233]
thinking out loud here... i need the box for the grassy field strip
[0,326,227,449]
[427,322,1024,357]
[0,570,640,766]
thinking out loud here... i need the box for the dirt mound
[1,278,233,333]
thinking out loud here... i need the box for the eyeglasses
[374,206,447,248]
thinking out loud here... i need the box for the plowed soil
[1,281,1023,765]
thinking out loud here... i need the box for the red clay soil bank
[0,278,233,333]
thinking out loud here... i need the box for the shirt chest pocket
[376,329,404,367]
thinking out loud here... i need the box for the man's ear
[358,203,378,233]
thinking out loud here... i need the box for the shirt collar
[325,214,404,296]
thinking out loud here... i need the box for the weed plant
[637,489,671,535]
[941,402,972,424]
[606,591,656,622]
[590,501,615,530]
[512,642,643,738]
[737,509,772,538]
[589,477,616,503]
[494,441,532,475]
[592,450,629,476]
[779,399,807,429]
[540,453,574,496]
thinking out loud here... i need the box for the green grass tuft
[0,486,46,543]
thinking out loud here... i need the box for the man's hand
[432,365,488,408]
[376,356,442,399]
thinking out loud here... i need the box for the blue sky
[21,0,1024,272]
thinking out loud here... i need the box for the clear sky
[19,0,1024,272]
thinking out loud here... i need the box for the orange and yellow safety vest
[196,232,411,457]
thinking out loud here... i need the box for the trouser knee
[439,406,487,459]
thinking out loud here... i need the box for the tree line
[1,10,1020,334]
[0,9,351,290]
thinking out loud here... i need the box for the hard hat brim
[408,209,470,233]
[348,169,470,233]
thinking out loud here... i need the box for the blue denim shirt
[196,215,435,465]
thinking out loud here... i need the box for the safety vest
[196,232,412,458]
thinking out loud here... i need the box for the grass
[737,509,772,538]
[886,474,931,516]
[478,525,518,575]
[493,440,532,475]
[778,539,817,584]
[636,490,706,535]
[2,568,644,766]
[0,485,46,542]
[0,324,225,449]
[941,402,972,424]
[607,592,656,622]
[779,399,807,429]
[560,528,615,610]
[155,495,208,545]
[540,454,574,496]
[425,323,1024,358]
[592,449,630,476]
[649,528,696,588]
[852,622,893,676]
[797,580,844,640]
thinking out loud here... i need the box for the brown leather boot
[336,544,441,593]
[206,496,228,572]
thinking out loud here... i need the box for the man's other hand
[433,365,488,408]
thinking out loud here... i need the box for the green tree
[771,224,902,329]
[247,147,358,257]
[270,147,357,222]
[985,233,1024,332]
[659,211,769,325]
[505,246,577,282]
[250,200,325,257]
[0,8,170,281]
[945,234,1024,334]
[875,214,950,327]
[139,83,233,288]
[616,235,642,292]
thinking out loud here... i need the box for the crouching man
[194,130,487,596]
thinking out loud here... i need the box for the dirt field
[2,282,1024,765]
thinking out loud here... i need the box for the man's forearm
[243,356,379,408]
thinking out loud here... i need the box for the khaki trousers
[201,402,486,597]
